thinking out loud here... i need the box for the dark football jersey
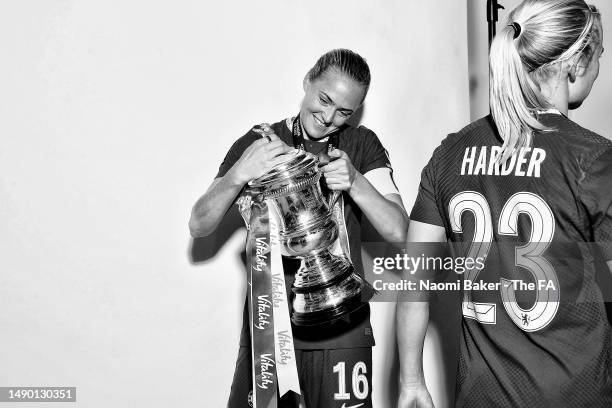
[411,114,612,407]
[217,118,391,349]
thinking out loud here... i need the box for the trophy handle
[317,150,342,210]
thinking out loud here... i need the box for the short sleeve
[357,127,393,175]
[215,131,261,179]
[580,147,612,260]
[363,167,399,196]
[410,146,445,227]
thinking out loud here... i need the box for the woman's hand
[320,148,357,192]
[230,125,293,185]
[397,380,434,408]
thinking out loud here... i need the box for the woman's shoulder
[230,118,291,150]
[551,115,611,148]
[246,118,290,137]
[429,116,496,155]
[339,123,382,145]
[540,114,612,171]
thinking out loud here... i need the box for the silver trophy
[247,149,374,326]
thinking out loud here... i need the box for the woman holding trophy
[190,49,408,407]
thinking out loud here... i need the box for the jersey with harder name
[217,118,392,349]
[411,114,612,407]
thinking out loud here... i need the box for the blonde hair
[489,0,601,161]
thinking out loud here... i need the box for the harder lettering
[461,146,546,177]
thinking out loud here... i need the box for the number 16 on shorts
[333,361,369,401]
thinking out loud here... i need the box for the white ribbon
[268,200,301,397]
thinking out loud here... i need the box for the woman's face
[300,69,366,140]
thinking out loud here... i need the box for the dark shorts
[227,346,373,408]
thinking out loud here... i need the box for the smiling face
[299,69,367,140]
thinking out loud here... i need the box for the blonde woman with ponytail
[398,1,610,407]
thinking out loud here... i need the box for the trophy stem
[293,249,352,292]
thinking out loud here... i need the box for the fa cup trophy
[247,149,374,326]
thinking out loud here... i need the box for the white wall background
[0,1,469,407]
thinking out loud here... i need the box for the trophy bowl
[249,149,374,326]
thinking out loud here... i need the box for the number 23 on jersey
[449,191,560,332]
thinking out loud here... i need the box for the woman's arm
[189,133,292,237]
[349,173,408,243]
[396,221,446,408]
[321,148,409,243]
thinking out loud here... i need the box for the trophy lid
[249,149,318,189]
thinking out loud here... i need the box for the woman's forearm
[396,300,429,384]
[189,168,245,238]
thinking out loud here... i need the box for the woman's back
[412,112,612,406]
[397,1,610,407]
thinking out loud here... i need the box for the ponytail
[489,25,550,162]
[488,0,601,162]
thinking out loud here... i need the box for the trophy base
[291,279,375,326]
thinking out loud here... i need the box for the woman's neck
[540,75,569,116]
